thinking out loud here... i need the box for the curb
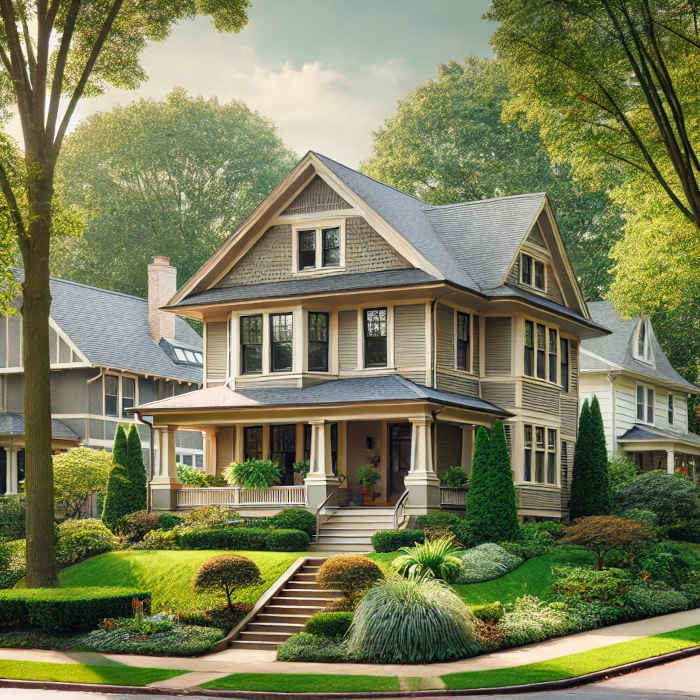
[0,644,698,698]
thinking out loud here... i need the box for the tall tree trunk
[22,166,58,588]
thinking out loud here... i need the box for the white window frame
[291,219,346,275]
[520,252,547,293]
[636,382,655,425]
[524,317,559,386]
[633,319,653,364]
[103,372,139,418]
[523,422,558,486]
[453,309,475,374]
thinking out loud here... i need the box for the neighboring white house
[580,301,700,480]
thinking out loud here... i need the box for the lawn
[201,672,400,693]
[0,659,185,686]
[58,550,303,613]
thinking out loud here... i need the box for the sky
[57,0,495,168]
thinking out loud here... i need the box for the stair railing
[394,489,410,529]
[314,476,345,543]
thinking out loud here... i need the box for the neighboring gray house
[580,301,700,480]
[0,257,204,495]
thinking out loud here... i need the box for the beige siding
[236,376,300,388]
[481,381,516,408]
[518,485,561,512]
[560,396,578,437]
[560,439,574,513]
[436,371,479,398]
[58,336,71,363]
[522,380,560,414]
[7,314,21,367]
[338,310,357,372]
[484,317,512,376]
[205,321,228,386]
[345,217,411,272]
[49,327,58,364]
[216,427,235,475]
[400,370,427,386]
[282,175,351,215]
[394,304,426,369]
[472,315,480,377]
[569,340,579,394]
[436,304,454,369]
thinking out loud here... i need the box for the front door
[388,423,411,501]
[271,425,296,485]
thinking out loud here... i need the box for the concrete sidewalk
[0,608,697,687]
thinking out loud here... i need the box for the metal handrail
[314,488,338,543]
[393,489,409,529]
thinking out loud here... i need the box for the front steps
[229,557,343,651]
[311,507,395,552]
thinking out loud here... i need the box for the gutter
[608,372,617,457]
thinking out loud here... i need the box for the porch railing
[175,485,306,508]
[440,487,467,507]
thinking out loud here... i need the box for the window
[524,320,534,376]
[536,324,546,379]
[121,377,135,414]
[456,312,471,371]
[524,425,532,481]
[241,315,262,375]
[195,454,204,468]
[322,227,340,267]
[560,338,569,392]
[524,423,557,484]
[637,385,645,421]
[548,329,558,383]
[104,375,118,417]
[298,230,316,270]
[521,253,545,291]
[637,320,647,360]
[668,394,674,425]
[547,429,557,484]
[636,384,655,424]
[364,308,387,368]
[521,254,532,286]
[647,387,654,423]
[270,313,293,372]
[308,312,329,372]
[244,426,263,460]
[534,260,545,290]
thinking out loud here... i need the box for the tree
[52,89,296,297]
[560,515,650,569]
[101,425,136,530]
[53,447,111,518]
[467,421,520,543]
[363,58,622,298]
[570,397,611,518]
[192,554,261,612]
[488,0,700,230]
[0,0,250,587]
[125,426,146,513]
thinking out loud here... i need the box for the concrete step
[286,580,322,590]
[265,604,325,616]
[316,536,374,544]
[294,572,318,581]
[240,630,294,643]
[326,508,395,514]
[310,543,372,552]
[271,594,339,606]
[304,558,327,566]
[229,639,279,651]
[247,621,305,633]
[256,613,311,624]
[278,588,342,599]
[319,528,382,536]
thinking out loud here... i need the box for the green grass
[201,672,400,693]
[58,550,303,613]
[0,659,185,686]
[442,624,700,689]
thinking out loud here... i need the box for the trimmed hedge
[269,509,316,537]
[371,529,424,553]
[176,526,309,552]
[304,611,354,637]
[0,588,150,632]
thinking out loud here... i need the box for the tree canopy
[53,447,111,518]
[363,58,622,299]
[53,88,296,296]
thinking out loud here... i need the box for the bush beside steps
[176,526,310,551]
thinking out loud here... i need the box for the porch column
[667,448,675,475]
[404,415,440,512]
[150,426,182,510]
[6,447,18,495]
[202,427,217,476]
[305,419,339,509]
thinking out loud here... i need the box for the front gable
[282,175,351,216]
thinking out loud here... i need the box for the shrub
[317,555,384,603]
[0,539,25,589]
[441,466,469,487]
[53,448,111,518]
[624,583,690,617]
[193,555,261,611]
[551,566,629,603]
[371,529,424,553]
[269,508,315,536]
[276,632,347,662]
[177,463,217,487]
[632,541,696,586]
[132,528,178,550]
[621,508,658,530]
[0,496,24,539]
[607,456,638,494]
[425,526,463,545]
[225,459,281,488]
[531,520,565,539]
[500,524,555,560]
[470,601,504,623]
[347,576,479,663]
[181,505,235,529]
[55,518,117,566]
[125,426,148,512]
[118,510,160,543]
[664,519,700,543]
[178,604,250,631]
[176,527,268,550]
[417,512,463,530]
[560,515,650,569]
[102,427,134,529]
[0,588,150,632]
[265,529,310,551]
[157,513,184,531]
[613,471,698,526]
[393,536,462,582]
[304,611,354,637]
[500,595,569,647]
[458,543,523,583]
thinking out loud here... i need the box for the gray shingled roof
[0,412,80,440]
[619,424,700,448]
[582,301,697,392]
[13,269,202,383]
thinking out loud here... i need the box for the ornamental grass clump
[393,536,462,582]
[457,543,523,584]
[347,576,479,663]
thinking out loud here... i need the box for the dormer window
[635,319,652,363]
[520,253,545,292]
[293,221,345,273]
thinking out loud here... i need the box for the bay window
[270,313,293,372]
[523,423,557,485]
[241,315,263,375]
[364,308,387,368]
[308,311,329,372]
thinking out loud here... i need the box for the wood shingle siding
[205,322,228,386]
[522,379,560,414]
[484,317,512,376]
[526,225,546,247]
[560,396,579,437]
[338,310,358,372]
[518,486,561,512]
[344,217,412,271]
[436,371,479,398]
[282,175,351,215]
[394,304,426,369]
[481,381,516,408]
[436,304,454,369]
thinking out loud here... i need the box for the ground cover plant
[458,543,523,583]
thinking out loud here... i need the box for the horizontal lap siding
[206,322,228,386]
[394,304,426,369]
[436,371,479,398]
[522,380,560,414]
[560,440,574,514]
[519,486,561,512]
[560,396,579,438]
[485,317,512,376]
[400,370,427,386]
[481,381,516,408]
[338,310,357,372]
[569,341,579,394]
[236,376,300,388]
[436,305,454,369]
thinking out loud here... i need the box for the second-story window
[270,313,293,372]
[322,227,340,267]
[121,377,135,414]
[456,312,471,371]
[536,323,546,379]
[560,338,569,392]
[364,308,387,368]
[298,230,316,270]
[524,320,534,376]
[636,384,655,424]
[308,311,329,372]
[104,375,119,417]
[548,329,558,383]
[668,394,674,424]
[241,315,263,375]
[295,224,344,271]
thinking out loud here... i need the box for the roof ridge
[424,192,547,210]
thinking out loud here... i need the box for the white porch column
[6,447,18,495]
[305,419,339,509]
[667,448,675,475]
[150,426,182,510]
[404,415,440,512]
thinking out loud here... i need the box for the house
[580,301,700,480]
[131,151,609,531]
[0,257,204,496]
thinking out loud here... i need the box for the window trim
[240,314,263,376]
[307,311,329,373]
[523,422,558,486]
[103,372,139,418]
[524,317,559,387]
[363,307,388,369]
[270,312,294,373]
[520,252,547,293]
[291,219,346,275]
[636,382,655,425]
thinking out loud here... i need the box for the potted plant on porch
[358,464,381,505]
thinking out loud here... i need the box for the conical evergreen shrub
[126,426,148,512]
[112,425,128,472]
[102,426,134,530]
[588,395,612,513]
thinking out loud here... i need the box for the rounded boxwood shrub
[470,602,504,623]
[157,512,184,531]
[193,554,261,611]
[270,508,316,536]
[304,611,353,637]
[265,528,310,551]
[55,518,117,566]
[317,555,384,597]
[624,583,690,617]
[347,576,479,663]
[371,529,424,553]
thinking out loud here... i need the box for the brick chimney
[148,256,176,343]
